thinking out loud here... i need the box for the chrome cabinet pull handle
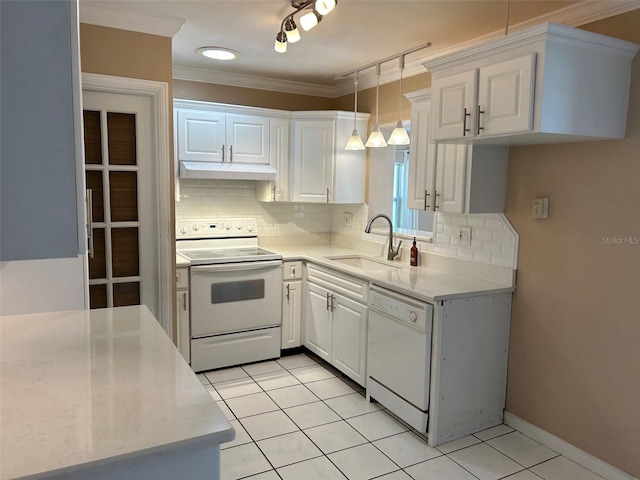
[286,283,290,301]
[330,294,336,312]
[434,191,440,210]
[477,105,484,135]
[182,292,187,311]
[424,190,430,210]
[86,189,94,259]
[272,185,276,202]
[326,187,330,203]
[326,292,330,310]
[462,107,471,136]
[222,144,225,162]
[230,145,233,162]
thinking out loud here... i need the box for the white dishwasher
[366,286,433,433]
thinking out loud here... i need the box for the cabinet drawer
[283,261,303,280]
[306,263,368,304]
[176,267,189,290]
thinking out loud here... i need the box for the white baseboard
[504,411,638,480]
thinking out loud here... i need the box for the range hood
[179,161,277,181]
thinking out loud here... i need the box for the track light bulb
[274,31,287,53]
[315,0,336,15]
[300,10,322,31]
[284,17,300,43]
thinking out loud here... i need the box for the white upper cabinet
[176,109,269,164]
[256,118,291,202]
[425,23,639,145]
[291,111,369,204]
[407,89,508,214]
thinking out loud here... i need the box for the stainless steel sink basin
[327,255,403,271]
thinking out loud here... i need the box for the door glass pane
[109,171,138,222]
[111,228,139,277]
[89,284,108,309]
[211,280,265,304]
[113,282,140,307]
[107,112,137,166]
[86,171,105,223]
[83,110,102,165]
[89,228,106,279]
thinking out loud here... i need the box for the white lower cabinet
[282,280,302,349]
[304,264,368,386]
[176,267,190,362]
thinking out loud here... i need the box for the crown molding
[172,65,336,98]
[79,3,185,38]
[173,0,640,98]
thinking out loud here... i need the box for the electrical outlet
[343,212,353,226]
[458,226,472,247]
[532,197,549,219]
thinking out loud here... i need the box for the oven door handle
[191,260,282,273]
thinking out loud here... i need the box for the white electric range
[176,218,283,372]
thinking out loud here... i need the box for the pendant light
[345,73,365,151]
[365,63,387,148]
[388,54,410,145]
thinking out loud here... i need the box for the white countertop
[270,244,514,302]
[0,306,234,480]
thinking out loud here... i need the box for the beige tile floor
[197,353,605,480]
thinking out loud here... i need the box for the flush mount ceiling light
[274,0,337,53]
[197,47,239,61]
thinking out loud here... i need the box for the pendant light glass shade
[274,31,287,53]
[315,0,336,16]
[345,74,365,151]
[366,64,387,148]
[388,121,411,145]
[284,17,300,43]
[387,55,410,145]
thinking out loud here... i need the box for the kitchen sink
[327,255,403,271]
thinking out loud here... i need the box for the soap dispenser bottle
[410,237,419,266]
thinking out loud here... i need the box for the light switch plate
[343,212,353,226]
[532,198,549,219]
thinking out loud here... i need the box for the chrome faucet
[364,214,402,261]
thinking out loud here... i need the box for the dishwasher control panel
[369,289,432,332]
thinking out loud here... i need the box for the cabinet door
[477,54,535,136]
[291,119,334,203]
[225,114,269,164]
[435,144,467,214]
[282,280,302,349]
[407,99,437,210]
[331,294,368,386]
[270,118,290,201]
[176,110,225,162]
[432,70,477,140]
[176,289,190,362]
[304,282,332,361]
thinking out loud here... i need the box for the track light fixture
[274,0,337,53]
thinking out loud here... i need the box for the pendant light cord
[397,55,405,123]
[353,73,359,130]
[374,64,381,126]
[505,0,510,35]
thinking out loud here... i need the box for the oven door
[190,260,282,337]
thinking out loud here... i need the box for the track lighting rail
[338,42,432,79]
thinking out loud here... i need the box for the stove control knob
[179,226,187,234]
[247,224,254,232]
[409,311,417,323]
[236,223,243,230]
[192,224,199,231]
[225,223,232,230]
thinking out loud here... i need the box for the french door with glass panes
[82,91,158,316]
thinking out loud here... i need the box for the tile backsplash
[176,180,518,269]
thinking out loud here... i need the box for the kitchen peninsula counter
[0,306,233,480]
[269,244,515,302]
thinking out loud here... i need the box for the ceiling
[79,1,639,96]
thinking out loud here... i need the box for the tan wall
[504,10,640,477]
[174,79,335,111]
[79,24,177,339]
